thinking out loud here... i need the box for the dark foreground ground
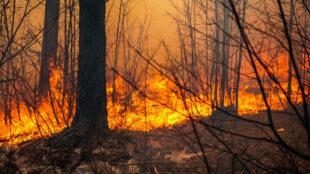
[1,110,310,173]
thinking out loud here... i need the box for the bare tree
[38,0,60,97]
[234,0,247,113]
[287,0,294,103]
[213,0,220,109]
[51,0,109,147]
[220,0,231,109]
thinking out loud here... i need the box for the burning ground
[0,54,309,173]
[0,53,306,145]
[0,110,310,173]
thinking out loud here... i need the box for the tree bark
[220,0,230,108]
[235,0,247,113]
[71,0,109,134]
[50,0,109,147]
[287,0,293,103]
[39,0,60,97]
[213,0,220,110]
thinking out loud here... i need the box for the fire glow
[0,54,307,145]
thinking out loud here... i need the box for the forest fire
[0,0,309,172]
[0,54,306,145]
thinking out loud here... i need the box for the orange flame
[0,54,307,145]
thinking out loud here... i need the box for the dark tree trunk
[213,0,220,110]
[71,0,109,133]
[235,0,247,112]
[287,0,293,103]
[220,0,230,108]
[39,0,60,97]
[50,0,109,147]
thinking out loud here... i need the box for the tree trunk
[190,0,197,94]
[235,0,247,113]
[71,0,109,134]
[39,0,60,97]
[112,0,123,104]
[220,0,230,108]
[287,0,293,103]
[205,0,209,87]
[213,0,220,110]
[50,0,109,148]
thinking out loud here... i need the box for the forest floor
[0,109,310,174]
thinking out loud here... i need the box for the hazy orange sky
[107,0,179,47]
[29,0,179,53]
